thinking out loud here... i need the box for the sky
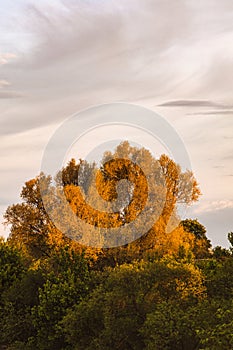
[0,0,233,247]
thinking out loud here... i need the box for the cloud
[157,100,232,109]
[187,110,233,116]
[0,79,20,99]
[0,80,10,88]
[0,91,23,99]
[1,0,233,135]
[0,53,17,65]
[213,165,225,169]
[192,200,233,214]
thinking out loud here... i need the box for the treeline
[1,234,233,350]
[1,142,233,349]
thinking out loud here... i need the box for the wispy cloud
[157,100,232,109]
[187,110,233,116]
[0,53,17,65]
[192,200,233,214]
[0,78,23,99]
[0,91,23,99]
[0,80,10,88]
[213,165,225,169]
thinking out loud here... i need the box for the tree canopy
[2,142,232,350]
[4,141,201,261]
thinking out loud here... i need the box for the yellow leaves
[135,217,195,259]
[5,140,202,261]
[165,226,195,256]
[64,158,149,230]
[47,226,66,249]
[175,265,206,300]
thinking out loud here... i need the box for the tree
[212,246,231,260]
[4,175,84,262]
[206,257,233,300]
[141,298,233,350]
[4,141,200,260]
[62,259,205,350]
[0,238,25,295]
[89,142,200,253]
[0,269,45,349]
[195,299,233,350]
[0,241,91,350]
[31,247,90,350]
[228,231,233,251]
[0,239,43,349]
[181,219,211,258]
[141,301,200,350]
[4,175,55,259]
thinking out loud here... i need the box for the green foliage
[206,257,233,299]
[196,299,233,350]
[31,247,91,350]
[1,235,233,349]
[0,239,25,295]
[61,260,205,350]
[181,219,207,240]
[0,269,44,348]
[212,245,231,260]
[0,244,91,350]
[141,298,233,350]
[181,219,211,258]
[141,301,200,350]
